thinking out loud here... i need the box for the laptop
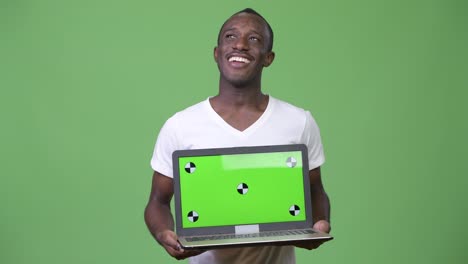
[172,144,332,249]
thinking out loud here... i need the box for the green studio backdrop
[1,0,467,263]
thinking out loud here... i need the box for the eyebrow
[222,27,262,36]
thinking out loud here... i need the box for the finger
[164,240,182,252]
[159,232,184,253]
[183,249,205,258]
[294,240,324,250]
[165,245,191,260]
[169,248,205,260]
[301,244,321,250]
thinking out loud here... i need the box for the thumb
[313,220,331,233]
[158,231,184,252]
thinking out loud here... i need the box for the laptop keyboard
[185,229,315,242]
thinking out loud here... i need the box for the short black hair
[217,8,274,52]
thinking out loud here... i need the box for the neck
[215,84,266,107]
[215,76,265,106]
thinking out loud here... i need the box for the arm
[144,171,203,260]
[294,166,331,250]
[309,167,331,232]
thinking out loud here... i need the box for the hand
[294,220,331,250]
[156,230,205,260]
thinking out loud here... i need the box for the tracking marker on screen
[286,157,297,168]
[187,211,199,222]
[185,162,196,173]
[237,183,249,195]
[289,205,300,216]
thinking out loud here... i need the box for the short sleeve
[150,116,180,178]
[301,111,325,170]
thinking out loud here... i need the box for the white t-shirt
[151,96,325,264]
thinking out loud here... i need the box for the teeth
[229,56,251,63]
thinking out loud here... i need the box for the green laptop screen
[178,151,306,228]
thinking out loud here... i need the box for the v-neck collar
[204,95,275,137]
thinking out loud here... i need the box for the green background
[1,0,467,263]
[179,152,305,228]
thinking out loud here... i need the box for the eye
[225,34,236,39]
[249,36,260,42]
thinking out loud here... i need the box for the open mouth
[228,56,251,64]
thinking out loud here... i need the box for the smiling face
[214,13,275,87]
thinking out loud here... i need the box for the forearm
[311,188,330,224]
[144,199,174,243]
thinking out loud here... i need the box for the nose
[233,36,249,51]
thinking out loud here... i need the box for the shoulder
[271,96,307,113]
[270,96,311,123]
[164,99,209,126]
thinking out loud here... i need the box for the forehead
[221,13,269,35]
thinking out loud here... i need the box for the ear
[214,47,218,62]
[263,51,275,67]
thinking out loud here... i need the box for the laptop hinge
[235,225,259,234]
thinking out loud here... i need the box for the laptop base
[178,228,333,250]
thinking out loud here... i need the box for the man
[144,8,331,264]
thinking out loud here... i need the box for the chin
[227,78,254,88]
[223,73,258,87]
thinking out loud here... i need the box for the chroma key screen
[178,151,306,228]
